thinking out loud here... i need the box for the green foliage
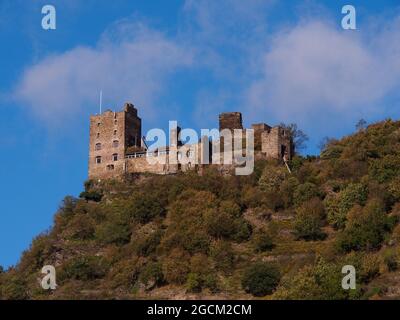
[130,192,166,224]
[0,276,28,300]
[139,262,164,288]
[241,262,281,297]
[336,199,391,252]
[383,249,398,272]
[294,198,326,241]
[293,182,319,207]
[65,214,95,240]
[369,155,400,183]
[252,231,274,252]
[79,191,103,202]
[6,119,400,300]
[325,183,368,229]
[259,166,287,192]
[135,230,163,257]
[209,241,235,273]
[274,257,361,300]
[95,220,131,245]
[60,256,109,281]
[162,248,190,285]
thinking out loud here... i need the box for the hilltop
[2,119,400,300]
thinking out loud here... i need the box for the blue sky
[1,0,400,268]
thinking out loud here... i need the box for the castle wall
[261,126,292,160]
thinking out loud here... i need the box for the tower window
[95,143,102,151]
[114,119,118,125]
[97,133,100,138]
[97,122,101,127]
[113,140,119,148]
[112,153,118,161]
[114,130,117,136]
[95,156,102,164]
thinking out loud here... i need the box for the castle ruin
[88,103,292,180]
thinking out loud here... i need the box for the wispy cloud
[245,18,400,124]
[13,21,193,124]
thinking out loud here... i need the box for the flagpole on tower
[99,90,103,114]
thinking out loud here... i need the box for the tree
[242,262,281,296]
[318,136,337,153]
[356,119,367,132]
[294,198,326,241]
[280,123,309,154]
[336,199,389,252]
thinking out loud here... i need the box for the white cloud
[14,22,193,124]
[246,20,400,123]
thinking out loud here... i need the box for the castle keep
[88,103,292,180]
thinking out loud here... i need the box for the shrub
[383,249,398,272]
[326,183,368,229]
[60,256,108,281]
[369,155,400,183]
[65,214,95,240]
[294,198,326,241]
[336,199,389,252]
[95,221,131,245]
[135,230,163,257]
[253,231,274,252]
[259,166,287,192]
[186,273,202,293]
[0,277,28,299]
[241,262,281,297]
[79,191,103,202]
[232,219,252,242]
[162,249,190,285]
[210,241,235,273]
[130,193,165,224]
[205,210,236,239]
[293,183,319,206]
[139,262,164,289]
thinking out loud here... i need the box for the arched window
[97,133,100,138]
[112,153,118,161]
[113,140,119,148]
[95,156,102,164]
[95,143,101,151]
[113,130,117,136]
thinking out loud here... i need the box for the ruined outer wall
[252,123,271,151]
[261,126,292,160]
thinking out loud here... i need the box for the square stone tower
[88,102,141,179]
[219,112,243,131]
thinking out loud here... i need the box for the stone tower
[88,102,141,179]
[219,112,243,131]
